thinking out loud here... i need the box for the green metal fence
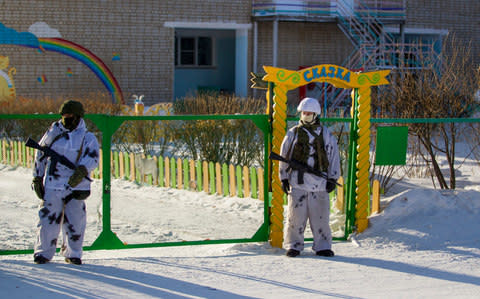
[0,113,272,255]
[6,114,471,255]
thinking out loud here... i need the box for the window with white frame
[175,35,214,67]
[385,27,446,69]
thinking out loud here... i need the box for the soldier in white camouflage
[32,100,99,265]
[279,97,341,257]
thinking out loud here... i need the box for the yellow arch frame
[263,64,390,247]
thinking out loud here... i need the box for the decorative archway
[263,64,390,247]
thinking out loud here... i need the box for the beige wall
[255,21,354,104]
[0,0,251,105]
[256,22,353,71]
[0,0,478,106]
[405,0,479,66]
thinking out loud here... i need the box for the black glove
[326,180,336,193]
[68,165,88,187]
[281,179,290,194]
[32,176,45,199]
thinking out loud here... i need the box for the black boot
[285,249,300,257]
[34,254,49,264]
[65,257,82,265]
[316,249,334,257]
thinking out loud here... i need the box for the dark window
[180,37,195,65]
[197,37,212,66]
[175,35,214,67]
[389,33,442,68]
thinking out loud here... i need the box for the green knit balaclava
[59,100,84,130]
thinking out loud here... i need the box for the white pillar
[253,21,258,74]
[253,21,259,98]
[273,19,278,67]
[235,28,248,97]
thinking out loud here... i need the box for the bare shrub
[0,93,121,141]
[376,34,479,189]
[172,92,266,166]
[113,119,172,157]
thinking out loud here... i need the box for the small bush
[172,93,266,166]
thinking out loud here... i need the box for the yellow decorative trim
[269,84,288,248]
[355,87,371,232]
[263,65,389,89]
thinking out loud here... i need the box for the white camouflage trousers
[34,188,86,260]
[283,188,332,252]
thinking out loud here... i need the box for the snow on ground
[1,162,480,298]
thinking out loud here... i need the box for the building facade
[0,0,478,106]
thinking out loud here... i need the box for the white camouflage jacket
[33,118,99,191]
[279,123,341,192]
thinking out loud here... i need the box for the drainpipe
[253,21,258,98]
[400,23,405,68]
[253,21,258,74]
[273,19,278,67]
[400,23,405,43]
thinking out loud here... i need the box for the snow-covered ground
[1,161,480,298]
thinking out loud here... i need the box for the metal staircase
[327,0,400,112]
[336,0,398,70]
[252,1,439,115]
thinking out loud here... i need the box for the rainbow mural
[38,38,124,104]
[0,23,123,104]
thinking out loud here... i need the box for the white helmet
[297,97,321,115]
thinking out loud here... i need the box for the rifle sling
[74,136,85,165]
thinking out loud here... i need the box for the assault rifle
[26,137,92,182]
[269,152,341,186]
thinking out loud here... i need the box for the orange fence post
[371,179,380,214]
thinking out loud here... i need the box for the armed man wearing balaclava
[32,100,99,265]
[279,97,341,258]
